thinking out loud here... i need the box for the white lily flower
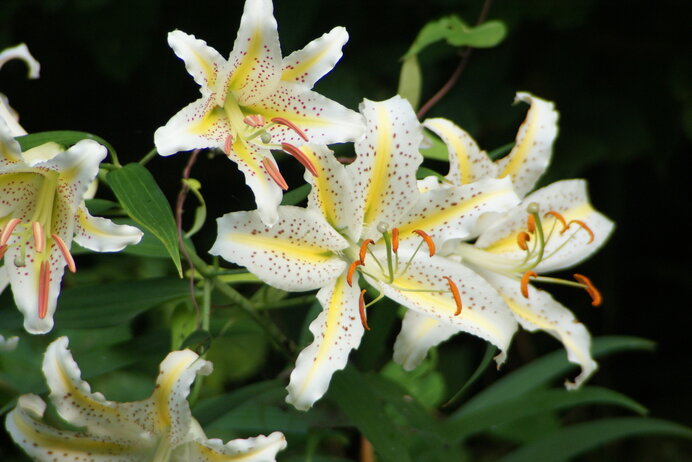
[155,0,364,226]
[211,96,520,410]
[0,43,40,137]
[5,337,287,462]
[393,93,614,388]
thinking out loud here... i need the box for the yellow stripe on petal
[229,233,335,263]
[228,31,263,92]
[189,106,228,138]
[363,104,393,227]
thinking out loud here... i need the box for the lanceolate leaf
[15,130,118,157]
[496,417,692,462]
[398,55,422,110]
[107,163,182,275]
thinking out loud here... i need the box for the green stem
[139,147,159,166]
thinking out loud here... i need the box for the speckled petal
[246,82,363,146]
[347,96,423,240]
[302,144,360,240]
[393,311,458,371]
[368,248,517,366]
[5,394,145,462]
[73,205,143,252]
[395,177,519,245]
[477,269,598,389]
[167,30,226,101]
[476,179,614,273]
[495,92,559,197]
[286,274,364,410]
[281,27,349,90]
[226,0,282,106]
[182,432,287,462]
[211,206,348,291]
[155,96,230,156]
[423,118,498,185]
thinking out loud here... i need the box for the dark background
[1,0,690,459]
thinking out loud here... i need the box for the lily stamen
[261,157,289,190]
[358,239,374,264]
[545,210,568,233]
[0,245,7,260]
[527,214,536,234]
[517,231,531,251]
[223,135,233,155]
[1,218,21,246]
[32,222,45,253]
[443,276,463,316]
[52,234,76,273]
[566,220,595,243]
[38,261,50,319]
[243,114,266,128]
[520,270,538,298]
[358,289,370,331]
[346,260,362,287]
[272,117,309,142]
[573,273,602,306]
[281,143,319,177]
[412,229,435,256]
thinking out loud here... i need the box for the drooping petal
[0,333,19,351]
[0,44,40,137]
[21,142,64,165]
[167,30,226,100]
[286,274,364,410]
[302,144,359,240]
[347,96,423,240]
[368,248,517,365]
[155,96,230,156]
[226,0,282,105]
[247,82,364,146]
[0,43,40,78]
[211,206,348,291]
[282,26,349,90]
[476,269,598,389]
[393,310,458,371]
[495,92,559,198]
[73,205,143,252]
[5,395,145,462]
[476,179,614,273]
[42,337,145,441]
[184,432,287,462]
[395,177,519,245]
[423,118,498,185]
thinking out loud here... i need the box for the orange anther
[38,260,51,320]
[261,157,288,191]
[346,260,362,287]
[358,289,370,331]
[443,276,463,316]
[0,245,7,260]
[573,273,602,306]
[32,222,45,253]
[281,143,319,177]
[517,231,531,251]
[391,227,399,253]
[545,211,568,233]
[527,214,536,234]
[412,229,436,256]
[52,234,76,273]
[1,218,21,246]
[358,239,374,264]
[243,114,266,127]
[567,220,595,243]
[272,117,309,142]
[223,135,233,155]
[520,271,538,298]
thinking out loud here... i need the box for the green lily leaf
[398,55,422,110]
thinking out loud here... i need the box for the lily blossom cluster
[0,45,143,334]
[5,337,287,462]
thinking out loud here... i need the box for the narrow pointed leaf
[398,55,422,110]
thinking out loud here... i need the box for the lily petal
[168,30,226,100]
[226,0,282,105]
[0,119,22,163]
[393,310,458,371]
[0,44,40,137]
[477,269,598,389]
[302,144,360,240]
[347,96,423,239]
[211,206,348,291]
[5,394,144,462]
[423,118,498,185]
[476,179,614,273]
[247,82,364,146]
[0,333,19,351]
[286,274,364,410]
[395,177,519,245]
[370,248,517,365]
[495,92,559,198]
[73,205,143,252]
[282,26,349,90]
[187,432,287,462]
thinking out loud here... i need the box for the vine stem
[416,0,495,119]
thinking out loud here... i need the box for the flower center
[458,202,602,306]
[221,94,316,190]
[346,223,464,330]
